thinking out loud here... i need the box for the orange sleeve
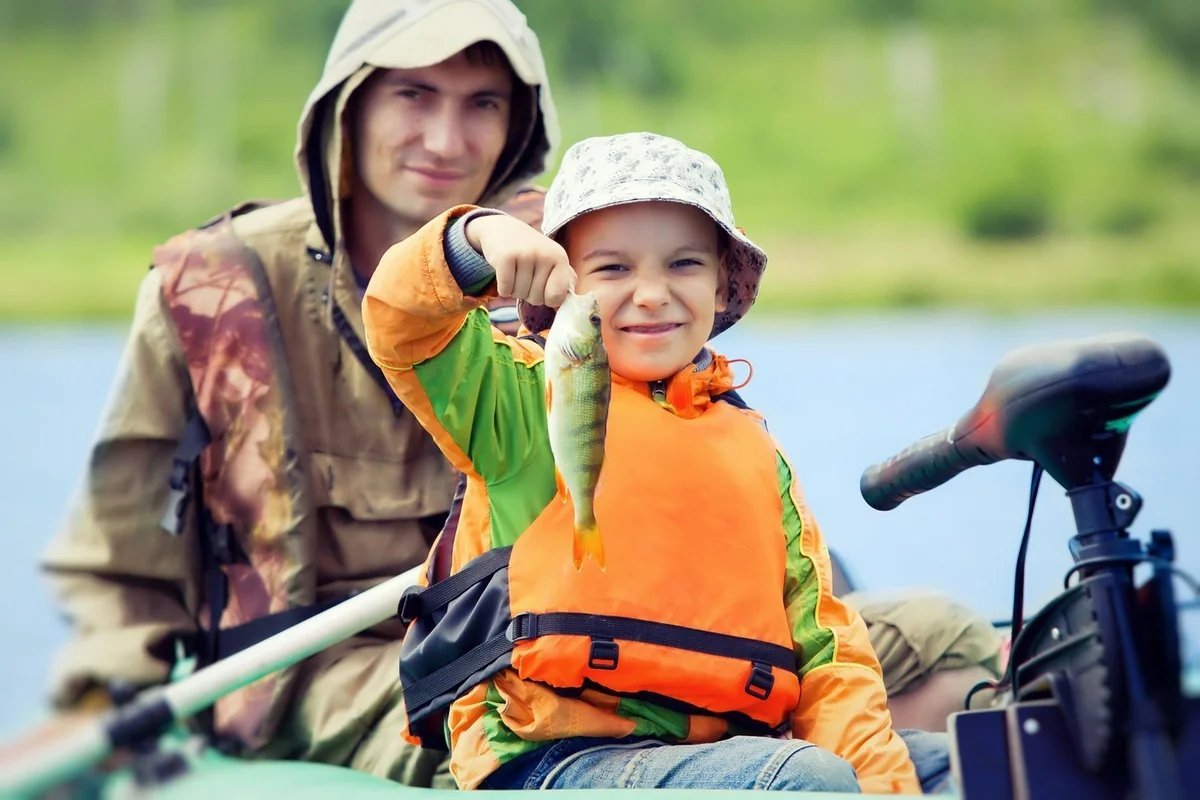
[779,452,920,794]
[362,205,490,372]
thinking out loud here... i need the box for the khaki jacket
[42,197,453,720]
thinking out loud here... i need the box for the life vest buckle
[508,612,538,641]
[396,587,424,624]
[744,661,775,700]
[587,638,620,670]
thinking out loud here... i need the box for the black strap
[403,610,794,721]
[404,632,513,721]
[398,547,511,623]
[160,408,229,666]
[201,539,227,666]
[163,410,260,666]
[330,300,406,417]
[509,612,795,671]
[212,594,351,660]
[159,412,211,535]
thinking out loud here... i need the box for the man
[41,0,558,786]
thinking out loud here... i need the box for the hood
[294,0,560,250]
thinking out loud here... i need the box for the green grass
[756,219,1200,313]
[1,1,1198,320]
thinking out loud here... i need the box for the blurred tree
[1103,0,1200,73]
[515,0,680,97]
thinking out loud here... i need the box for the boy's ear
[714,256,730,313]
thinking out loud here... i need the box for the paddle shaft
[3,565,421,797]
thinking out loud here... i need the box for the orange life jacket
[399,378,801,747]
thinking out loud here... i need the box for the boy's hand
[465,214,574,308]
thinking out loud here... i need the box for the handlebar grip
[860,427,975,511]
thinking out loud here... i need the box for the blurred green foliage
[0,0,1198,319]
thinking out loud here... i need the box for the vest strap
[403,631,514,724]
[159,412,211,536]
[397,547,511,623]
[211,594,351,660]
[508,612,795,674]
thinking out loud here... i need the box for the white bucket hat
[519,132,767,338]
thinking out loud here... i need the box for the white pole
[2,566,422,797]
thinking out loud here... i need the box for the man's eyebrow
[473,86,512,100]
[384,76,439,93]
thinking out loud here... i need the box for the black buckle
[588,638,619,670]
[159,486,189,536]
[396,588,424,624]
[167,458,190,492]
[744,662,775,700]
[508,613,538,642]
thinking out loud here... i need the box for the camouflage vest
[152,189,547,749]
[154,204,315,748]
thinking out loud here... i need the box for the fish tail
[573,521,605,571]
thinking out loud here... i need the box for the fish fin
[545,379,553,410]
[554,467,568,502]
[573,522,605,571]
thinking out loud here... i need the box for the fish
[543,289,610,570]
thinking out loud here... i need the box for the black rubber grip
[859,428,974,511]
[103,696,174,748]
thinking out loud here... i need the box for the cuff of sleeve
[445,208,504,296]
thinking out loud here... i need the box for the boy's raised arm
[363,206,551,486]
[776,453,921,795]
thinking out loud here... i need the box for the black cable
[964,679,997,710]
[961,463,1044,710]
[1009,463,1043,646]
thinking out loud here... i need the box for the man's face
[565,202,729,383]
[352,51,513,227]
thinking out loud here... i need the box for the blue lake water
[2,310,1198,738]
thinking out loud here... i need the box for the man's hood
[294,0,560,250]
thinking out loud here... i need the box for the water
[2,310,1198,738]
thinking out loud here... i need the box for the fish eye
[588,313,601,327]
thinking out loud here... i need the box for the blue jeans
[482,729,952,794]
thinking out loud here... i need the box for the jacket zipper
[650,379,668,407]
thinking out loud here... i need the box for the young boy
[363,132,943,793]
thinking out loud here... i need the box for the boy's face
[564,201,728,383]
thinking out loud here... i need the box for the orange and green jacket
[363,207,919,794]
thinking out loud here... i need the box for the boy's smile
[563,201,729,383]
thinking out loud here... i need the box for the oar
[1,565,422,797]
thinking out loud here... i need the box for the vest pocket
[308,450,450,520]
